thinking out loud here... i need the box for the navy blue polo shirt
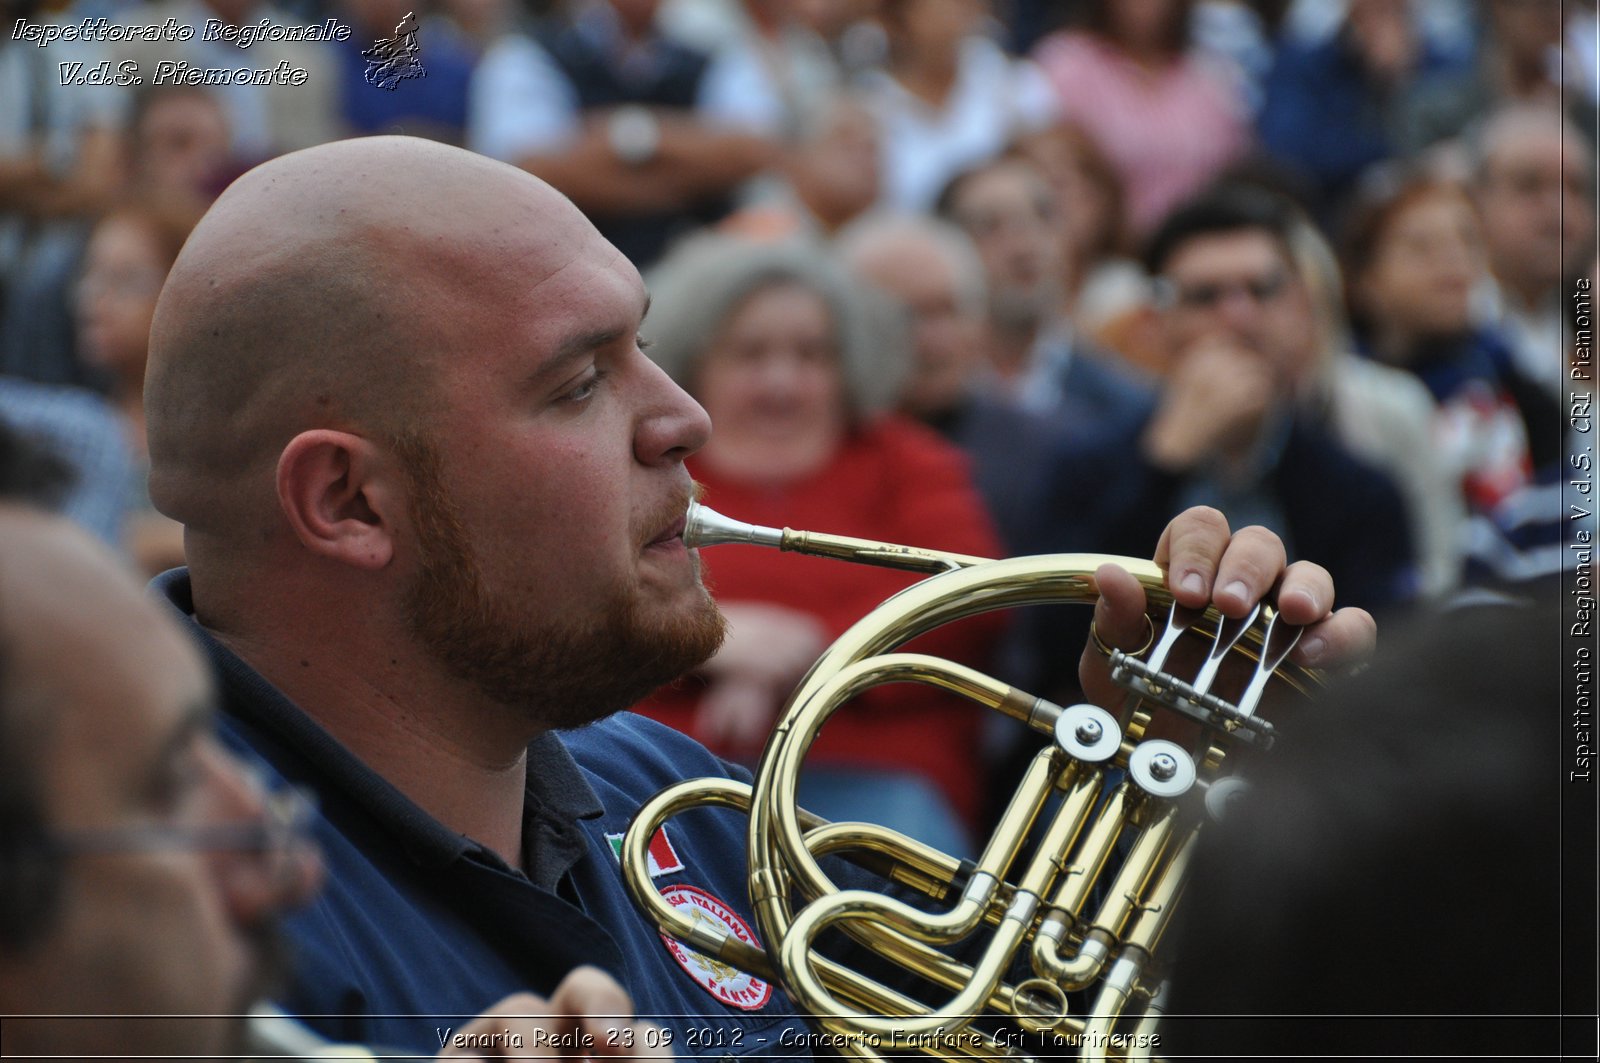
[152,570,816,1057]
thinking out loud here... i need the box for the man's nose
[201,745,325,925]
[634,353,712,465]
[217,840,324,928]
[1214,287,1262,331]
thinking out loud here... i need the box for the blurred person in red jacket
[634,234,1005,857]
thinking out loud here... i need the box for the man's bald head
[837,213,987,321]
[1472,103,1591,186]
[146,136,589,543]
[837,214,988,417]
[1469,103,1595,300]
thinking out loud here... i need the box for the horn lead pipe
[685,500,992,575]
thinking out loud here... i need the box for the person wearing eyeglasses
[0,502,319,1059]
[0,500,668,1061]
[1125,184,1421,615]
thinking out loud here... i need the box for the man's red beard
[393,431,726,729]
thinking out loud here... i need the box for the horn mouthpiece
[684,500,783,550]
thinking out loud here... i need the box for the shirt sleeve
[1010,56,1061,133]
[695,43,783,134]
[467,34,581,161]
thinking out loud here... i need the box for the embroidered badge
[657,885,773,1011]
[605,826,684,877]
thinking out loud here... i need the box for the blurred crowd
[2,0,1596,845]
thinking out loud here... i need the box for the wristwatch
[607,105,661,166]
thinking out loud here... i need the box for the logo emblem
[362,10,425,90]
[658,885,773,1010]
[606,827,684,877]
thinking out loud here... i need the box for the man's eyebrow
[529,293,652,389]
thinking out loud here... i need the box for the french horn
[623,502,1318,1061]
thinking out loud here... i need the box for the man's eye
[637,335,654,352]
[560,368,608,404]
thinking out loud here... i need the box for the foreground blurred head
[144,136,723,732]
[1171,597,1559,1057]
[0,507,319,1060]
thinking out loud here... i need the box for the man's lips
[646,515,688,549]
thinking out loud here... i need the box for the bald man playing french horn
[143,137,1375,1054]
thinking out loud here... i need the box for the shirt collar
[150,568,605,882]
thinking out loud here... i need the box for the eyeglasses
[1156,269,1291,311]
[49,780,318,865]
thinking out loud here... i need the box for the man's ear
[275,430,403,570]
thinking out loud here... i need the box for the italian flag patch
[606,826,684,877]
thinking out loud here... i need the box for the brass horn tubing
[1030,781,1137,986]
[622,778,780,982]
[781,552,1317,704]
[749,550,1314,910]
[780,886,1032,1044]
[807,821,1090,1017]
[625,782,991,1000]
[776,729,1058,948]
[766,751,1058,1008]
[794,785,1169,1024]
[769,865,1103,1050]
[769,764,1064,1043]
[812,935,1095,1045]
[1048,782,1137,921]
[781,870,1099,1049]
[802,826,968,913]
[776,758,1105,1044]
[1080,827,1199,1063]
[806,926,1105,1051]
[1030,802,1179,994]
[1085,803,1179,947]
[759,653,1046,936]
[625,785,1054,1061]
[685,501,993,574]
[748,656,1063,1037]
[1120,821,1197,959]
[1127,992,1166,1063]
[742,564,1167,1033]
[782,879,1100,1045]
[691,503,1320,702]
[803,952,1066,1063]
[773,528,994,574]
[677,521,1316,1052]
[760,687,1072,1007]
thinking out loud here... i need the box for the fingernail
[1223,580,1249,603]
[1291,587,1320,613]
[1181,572,1205,596]
[1302,636,1326,661]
